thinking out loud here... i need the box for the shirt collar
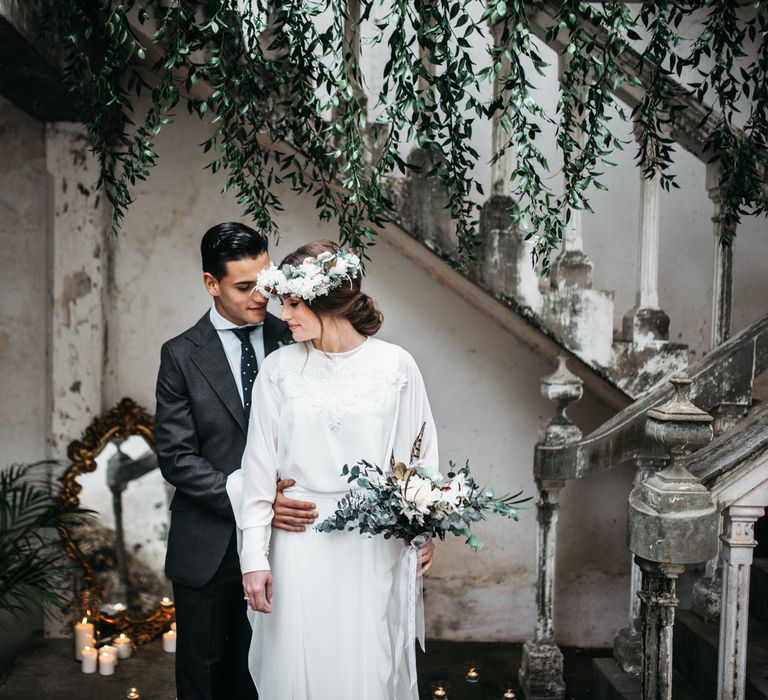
[209,302,264,331]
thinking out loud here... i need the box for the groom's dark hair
[201,222,269,280]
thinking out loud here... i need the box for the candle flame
[81,617,87,624]
[119,633,126,639]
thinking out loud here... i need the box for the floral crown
[256,250,362,301]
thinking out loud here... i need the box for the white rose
[403,475,440,515]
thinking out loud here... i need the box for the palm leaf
[0,462,87,623]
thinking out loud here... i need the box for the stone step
[674,609,768,700]
[591,657,704,700]
[752,558,768,626]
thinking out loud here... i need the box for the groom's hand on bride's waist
[271,479,318,532]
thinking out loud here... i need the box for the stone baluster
[705,163,748,434]
[614,457,661,674]
[691,553,723,622]
[717,504,764,700]
[627,373,719,700]
[489,24,514,199]
[707,163,735,349]
[344,0,366,110]
[520,355,583,700]
[331,0,367,128]
[550,55,593,291]
[473,22,541,312]
[622,150,671,344]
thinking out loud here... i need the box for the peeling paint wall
[45,122,109,462]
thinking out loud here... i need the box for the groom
[155,222,317,700]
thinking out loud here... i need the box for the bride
[227,240,439,699]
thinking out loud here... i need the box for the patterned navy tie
[231,326,259,416]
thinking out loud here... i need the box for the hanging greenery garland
[41,0,768,273]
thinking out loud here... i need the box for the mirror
[58,398,175,643]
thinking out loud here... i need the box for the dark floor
[0,635,610,699]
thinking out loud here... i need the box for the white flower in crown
[256,250,362,301]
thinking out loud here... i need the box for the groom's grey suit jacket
[155,311,292,588]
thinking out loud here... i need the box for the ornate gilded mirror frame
[58,397,175,644]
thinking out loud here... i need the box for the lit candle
[162,628,177,653]
[465,666,480,683]
[170,622,177,632]
[114,633,133,659]
[503,692,516,699]
[160,596,174,609]
[81,646,97,674]
[100,644,119,665]
[125,688,142,700]
[98,651,117,676]
[74,617,95,660]
[430,681,449,699]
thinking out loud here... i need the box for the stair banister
[522,317,767,693]
[627,373,719,700]
[535,316,768,483]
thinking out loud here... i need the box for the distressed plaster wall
[0,97,48,466]
[103,103,635,646]
[0,95,48,675]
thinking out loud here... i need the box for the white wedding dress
[226,337,439,700]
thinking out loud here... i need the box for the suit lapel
[189,316,248,435]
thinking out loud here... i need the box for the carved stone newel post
[520,354,583,700]
[627,373,719,700]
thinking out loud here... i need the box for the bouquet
[316,429,529,550]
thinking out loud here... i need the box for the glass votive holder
[430,680,450,698]
[464,661,481,683]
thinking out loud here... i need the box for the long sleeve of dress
[393,349,439,476]
[239,360,282,573]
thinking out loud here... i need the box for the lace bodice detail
[271,359,407,432]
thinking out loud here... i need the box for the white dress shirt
[209,303,266,406]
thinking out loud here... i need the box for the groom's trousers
[173,531,257,700]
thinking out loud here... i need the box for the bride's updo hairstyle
[279,240,383,336]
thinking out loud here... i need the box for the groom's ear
[203,271,220,298]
